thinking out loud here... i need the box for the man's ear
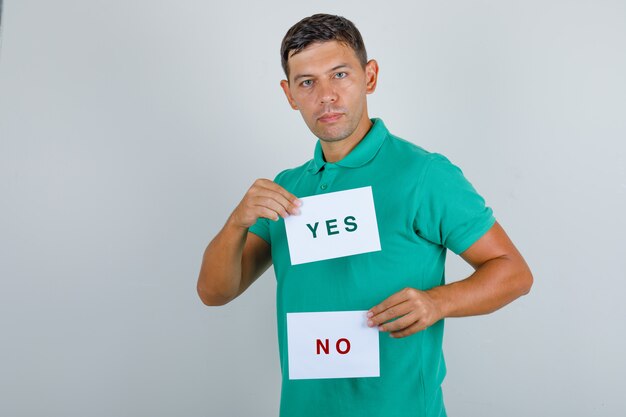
[364,59,379,95]
[280,79,299,110]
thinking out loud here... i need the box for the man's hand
[366,223,533,338]
[230,179,302,228]
[197,179,301,306]
[367,287,444,338]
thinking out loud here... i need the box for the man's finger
[259,187,301,215]
[367,290,411,325]
[252,193,295,218]
[367,300,412,327]
[258,180,301,209]
[378,311,419,332]
[256,206,281,222]
[389,320,427,338]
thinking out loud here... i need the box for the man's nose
[318,82,337,104]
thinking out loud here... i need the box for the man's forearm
[197,215,248,306]
[367,222,533,338]
[427,255,533,319]
[196,179,299,306]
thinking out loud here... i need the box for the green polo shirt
[249,118,495,417]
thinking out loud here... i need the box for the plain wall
[1,1,625,416]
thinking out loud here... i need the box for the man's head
[280,14,368,80]
[279,14,378,146]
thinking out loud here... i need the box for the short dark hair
[280,13,368,80]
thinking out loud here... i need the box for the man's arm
[366,221,533,337]
[196,179,301,306]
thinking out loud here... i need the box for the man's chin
[318,135,348,143]
[313,124,352,143]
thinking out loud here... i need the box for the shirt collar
[307,118,388,174]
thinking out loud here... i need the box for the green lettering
[344,216,358,232]
[306,222,319,238]
[326,219,339,235]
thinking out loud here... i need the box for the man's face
[280,41,378,143]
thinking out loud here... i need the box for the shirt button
[320,184,328,190]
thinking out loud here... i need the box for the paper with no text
[284,186,381,265]
[286,310,380,380]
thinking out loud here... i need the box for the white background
[1,1,625,416]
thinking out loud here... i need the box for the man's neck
[320,117,373,163]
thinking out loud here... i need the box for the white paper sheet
[286,310,380,380]
[284,186,381,265]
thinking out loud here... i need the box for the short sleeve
[414,154,496,254]
[247,169,291,245]
[248,216,270,244]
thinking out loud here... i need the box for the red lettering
[316,338,330,355]
[336,338,351,354]
[315,338,351,355]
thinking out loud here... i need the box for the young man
[197,13,533,417]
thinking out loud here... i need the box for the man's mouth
[318,113,343,123]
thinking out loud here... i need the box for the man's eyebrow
[329,64,351,72]
[293,64,352,82]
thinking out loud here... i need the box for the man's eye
[302,80,313,87]
[335,72,347,79]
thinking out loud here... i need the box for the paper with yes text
[284,186,381,265]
